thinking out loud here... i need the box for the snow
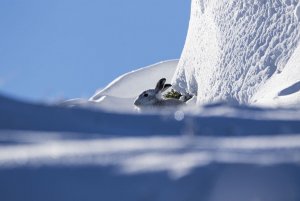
[2,75,300,201]
[252,41,300,107]
[91,60,178,100]
[3,93,300,136]
[173,0,300,106]
[1,94,300,201]
[296,2,300,21]
[1,132,300,174]
[58,60,178,111]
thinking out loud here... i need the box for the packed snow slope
[88,60,178,111]
[1,94,300,201]
[1,130,300,201]
[173,0,300,106]
[62,60,179,111]
[2,94,300,136]
[1,55,300,201]
[253,40,300,107]
[90,60,178,100]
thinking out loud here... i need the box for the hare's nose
[134,98,140,106]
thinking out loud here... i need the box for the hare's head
[134,78,171,107]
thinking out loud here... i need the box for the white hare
[134,78,185,107]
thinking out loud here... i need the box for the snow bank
[1,130,300,201]
[253,41,300,107]
[89,60,177,107]
[1,131,300,175]
[90,60,178,100]
[1,94,300,201]
[2,94,300,136]
[62,60,177,111]
[173,0,300,105]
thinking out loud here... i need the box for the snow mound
[90,60,178,100]
[2,94,300,136]
[61,60,178,111]
[77,60,179,111]
[173,0,300,105]
[1,95,300,201]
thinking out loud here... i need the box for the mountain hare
[134,78,185,107]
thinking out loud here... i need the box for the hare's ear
[155,78,166,92]
[161,84,172,93]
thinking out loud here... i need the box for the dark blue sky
[0,0,190,101]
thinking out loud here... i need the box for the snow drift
[65,60,178,111]
[1,130,300,201]
[90,60,178,100]
[173,0,300,106]
[61,60,178,111]
[1,94,300,201]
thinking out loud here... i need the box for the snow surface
[2,62,300,200]
[1,94,300,201]
[173,0,300,106]
[90,60,178,100]
[1,131,300,176]
[84,60,178,111]
[59,60,178,111]
[0,131,300,201]
[296,2,300,21]
[252,39,300,107]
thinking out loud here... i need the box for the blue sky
[0,0,190,101]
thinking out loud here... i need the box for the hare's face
[134,89,159,106]
[134,78,171,107]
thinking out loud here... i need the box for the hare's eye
[143,93,148,97]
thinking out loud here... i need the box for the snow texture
[1,94,300,201]
[173,0,300,105]
[90,60,177,99]
[296,2,300,21]
[3,94,300,136]
[1,131,300,201]
[79,60,178,111]
[253,41,300,107]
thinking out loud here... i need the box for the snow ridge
[90,60,178,100]
[173,0,300,105]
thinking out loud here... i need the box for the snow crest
[91,60,178,100]
[173,0,300,105]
